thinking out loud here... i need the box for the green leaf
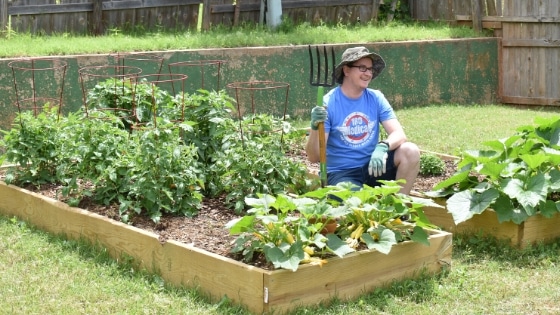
[520,152,549,170]
[548,169,560,191]
[478,162,507,179]
[447,189,499,224]
[409,226,430,246]
[463,149,502,163]
[225,216,255,234]
[432,170,470,191]
[245,194,276,208]
[264,242,304,272]
[361,228,397,254]
[510,207,530,224]
[538,200,560,218]
[493,194,515,223]
[549,127,560,146]
[326,234,355,257]
[501,174,547,208]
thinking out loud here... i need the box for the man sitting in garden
[306,46,420,194]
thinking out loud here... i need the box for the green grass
[291,103,560,156]
[0,21,486,58]
[1,21,558,314]
[396,104,560,155]
[2,215,560,314]
[0,216,247,315]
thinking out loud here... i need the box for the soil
[2,154,456,268]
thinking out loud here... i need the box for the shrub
[419,153,446,176]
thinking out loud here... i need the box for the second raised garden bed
[0,181,452,313]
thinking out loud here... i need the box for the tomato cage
[127,73,189,130]
[78,65,143,127]
[111,52,165,76]
[226,80,290,147]
[167,60,226,93]
[8,58,68,122]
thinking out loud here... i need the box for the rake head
[308,45,336,87]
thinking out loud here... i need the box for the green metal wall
[0,38,498,131]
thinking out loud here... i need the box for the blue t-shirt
[323,87,396,173]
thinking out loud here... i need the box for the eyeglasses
[348,65,374,74]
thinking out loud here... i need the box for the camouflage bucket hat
[334,46,385,84]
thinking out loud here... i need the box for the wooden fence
[1,0,202,35]
[2,0,558,106]
[498,0,560,106]
[1,0,393,35]
[0,0,508,36]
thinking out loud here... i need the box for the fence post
[471,0,482,32]
[386,0,398,23]
[202,0,211,31]
[0,0,8,36]
[486,0,497,16]
[90,0,103,36]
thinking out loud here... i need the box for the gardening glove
[310,106,327,130]
[368,142,389,177]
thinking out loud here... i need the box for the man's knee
[395,142,420,165]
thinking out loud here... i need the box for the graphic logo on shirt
[336,112,375,147]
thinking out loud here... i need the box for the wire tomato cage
[226,80,290,148]
[167,59,226,92]
[111,52,165,76]
[78,65,143,127]
[127,73,189,130]
[8,58,68,125]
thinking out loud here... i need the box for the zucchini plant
[226,181,442,271]
[426,116,560,224]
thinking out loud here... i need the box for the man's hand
[310,106,327,130]
[368,142,389,177]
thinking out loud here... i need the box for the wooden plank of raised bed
[261,230,452,313]
[521,212,560,247]
[158,241,265,313]
[0,181,265,314]
[421,200,523,244]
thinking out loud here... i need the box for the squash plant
[426,116,560,224]
[226,181,442,271]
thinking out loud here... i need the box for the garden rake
[308,45,335,187]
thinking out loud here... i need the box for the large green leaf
[432,170,470,191]
[549,127,560,146]
[463,149,502,163]
[510,207,530,224]
[501,174,547,208]
[543,147,560,165]
[264,242,304,272]
[493,194,515,223]
[361,228,397,254]
[326,234,355,257]
[245,194,276,208]
[520,152,549,170]
[447,189,499,224]
[478,162,507,179]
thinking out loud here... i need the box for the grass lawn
[1,21,560,315]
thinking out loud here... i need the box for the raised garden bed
[0,180,452,313]
[420,197,560,248]
[416,148,560,248]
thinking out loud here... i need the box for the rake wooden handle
[318,122,327,187]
